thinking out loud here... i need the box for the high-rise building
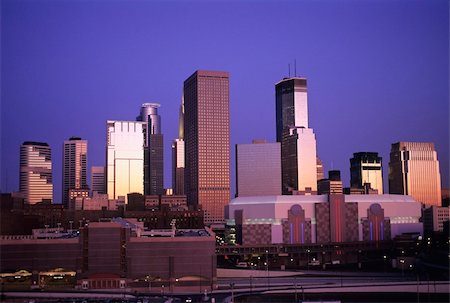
[137,103,164,195]
[91,166,105,194]
[281,127,318,194]
[172,100,185,195]
[276,77,309,142]
[19,141,53,204]
[276,77,318,195]
[106,120,146,202]
[236,140,281,197]
[350,152,383,194]
[62,137,88,206]
[389,142,442,206]
[183,70,230,224]
[172,139,185,195]
[318,170,343,195]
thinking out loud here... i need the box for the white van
[236,262,249,268]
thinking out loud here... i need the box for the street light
[230,282,235,303]
[265,250,269,290]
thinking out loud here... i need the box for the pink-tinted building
[236,140,281,197]
[226,194,422,245]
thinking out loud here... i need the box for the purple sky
[1,0,449,202]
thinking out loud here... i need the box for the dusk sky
[1,0,448,202]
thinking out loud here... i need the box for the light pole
[230,282,235,303]
[306,249,310,271]
[294,277,297,302]
[265,250,269,290]
[69,220,73,231]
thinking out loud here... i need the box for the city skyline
[1,0,448,201]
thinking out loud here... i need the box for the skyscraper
[172,99,185,195]
[281,127,317,194]
[389,142,442,206]
[184,70,230,224]
[19,141,53,204]
[137,103,164,195]
[62,137,88,206]
[236,140,281,197]
[276,77,318,194]
[276,77,309,141]
[106,120,146,201]
[91,166,105,194]
[350,152,383,194]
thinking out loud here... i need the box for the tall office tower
[172,139,185,195]
[276,77,318,194]
[62,137,88,206]
[184,70,230,224]
[137,103,164,195]
[281,127,318,194]
[91,166,105,194]
[106,120,146,202]
[236,140,281,197]
[19,141,53,204]
[276,77,308,142]
[172,100,185,195]
[389,142,442,206]
[350,152,383,194]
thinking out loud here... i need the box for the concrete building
[276,77,318,195]
[62,137,88,206]
[106,120,146,202]
[423,206,449,234]
[91,166,105,194]
[236,140,281,197]
[389,142,442,206]
[184,70,230,224]
[225,194,422,246]
[19,141,53,204]
[0,219,216,291]
[350,152,383,194]
[137,103,164,195]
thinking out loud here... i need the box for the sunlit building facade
[106,120,145,202]
[62,137,88,206]
[19,141,53,204]
[236,140,281,197]
[184,70,230,224]
[172,100,185,195]
[281,127,318,194]
[389,142,442,206]
[350,152,383,194]
[276,77,318,195]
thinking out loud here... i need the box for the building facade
[423,206,449,233]
[389,142,442,206]
[350,152,383,194]
[183,70,230,224]
[106,120,146,202]
[276,77,318,195]
[172,139,185,195]
[19,142,53,204]
[226,194,422,246]
[62,137,88,206]
[91,166,105,194]
[0,220,216,291]
[137,103,164,195]
[236,140,281,197]
[281,127,317,194]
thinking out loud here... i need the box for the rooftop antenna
[288,64,291,77]
[294,59,297,77]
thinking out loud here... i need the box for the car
[236,262,249,268]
